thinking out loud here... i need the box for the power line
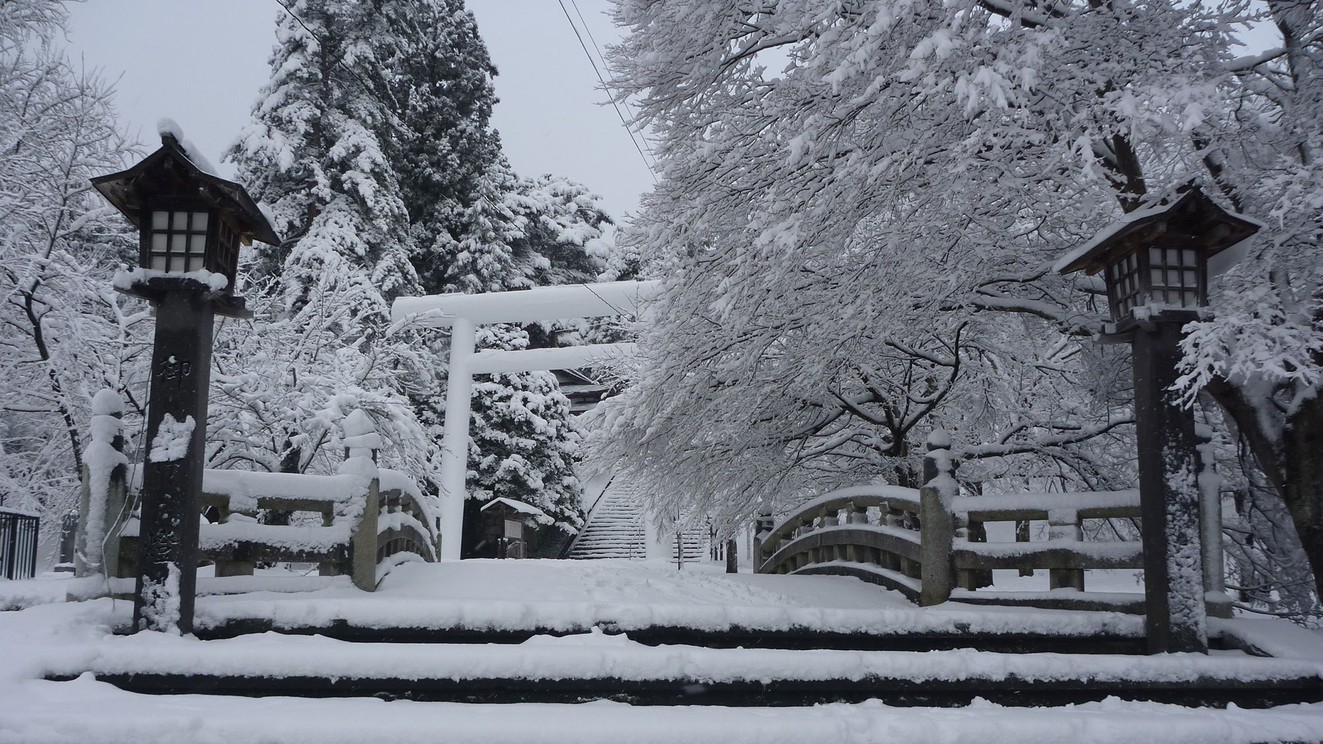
[568,0,655,167]
[557,0,659,182]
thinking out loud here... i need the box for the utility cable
[567,0,657,171]
[557,0,659,182]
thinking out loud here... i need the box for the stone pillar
[76,390,129,579]
[134,288,215,634]
[1132,312,1207,654]
[1195,424,1232,619]
[342,410,383,592]
[919,431,957,606]
[1047,508,1085,591]
[752,511,774,573]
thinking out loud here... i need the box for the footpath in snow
[192,559,1145,638]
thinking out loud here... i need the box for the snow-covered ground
[2,560,1323,744]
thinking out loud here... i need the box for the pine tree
[467,325,584,552]
[444,160,615,293]
[225,0,434,480]
[509,173,614,288]
[445,161,530,294]
[361,0,503,294]
[227,0,419,310]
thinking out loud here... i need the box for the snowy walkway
[3,561,1323,743]
[187,560,1150,639]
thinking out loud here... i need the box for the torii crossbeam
[391,280,662,560]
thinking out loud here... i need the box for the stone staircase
[18,561,1323,740]
[568,477,648,559]
[45,605,1323,711]
[568,477,709,562]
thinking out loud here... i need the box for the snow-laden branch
[975,0,1062,28]
[960,416,1135,459]
[1227,46,1288,72]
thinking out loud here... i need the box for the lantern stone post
[92,129,280,633]
[1056,186,1258,654]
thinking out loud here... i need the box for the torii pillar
[391,280,662,560]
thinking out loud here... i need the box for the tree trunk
[1279,395,1323,600]
[1206,378,1323,601]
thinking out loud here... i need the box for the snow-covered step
[12,559,1323,736]
[13,690,1323,744]
[195,614,1150,655]
[44,632,1323,707]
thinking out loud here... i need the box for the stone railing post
[76,390,129,579]
[351,477,380,591]
[963,482,993,589]
[752,511,774,573]
[920,431,957,606]
[1015,518,1033,577]
[1195,424,1231,618]
[848,501,868,525]
[1047,508,1085,591]
[213,497,256,578]
[821,505,838,527]
[340,410,382,592]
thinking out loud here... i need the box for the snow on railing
[757,431,1150,613]
[756,482,925,600]
[85,404,439,594]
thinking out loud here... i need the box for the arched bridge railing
[755,485,925,600]
[80,397,438,593]
[374,468,439,583]
[755,432,1202,614]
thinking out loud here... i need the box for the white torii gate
[391,280,662,560]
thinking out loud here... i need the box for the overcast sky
[63,0,656,220]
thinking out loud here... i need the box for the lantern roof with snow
[1055,187,1258,277]
[91,131,281,249]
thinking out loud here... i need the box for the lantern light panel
[148,210,208,273]
[1148,246,1200,309]
[1104,245,1202,318]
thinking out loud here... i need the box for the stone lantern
[1056,186,1258,654]
[92,129,280,633]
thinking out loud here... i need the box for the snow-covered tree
[445,162,535,295]
[207,267,438,480]
[0,0,141,553]
[443,163,609,555]
[439,160,615,294]
[466,325,584,551]
[225,0,479,487]
[511,173,615,288]
[1174,0,1323,602]
[365,0,504,292]
[597,0,1321,596]
[228,0,618,554]
[227,0,419,308]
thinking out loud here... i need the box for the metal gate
[0,508,39,580]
